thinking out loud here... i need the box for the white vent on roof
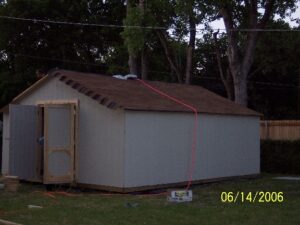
[113,74,137,80]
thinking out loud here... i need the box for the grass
[0,174,299,225]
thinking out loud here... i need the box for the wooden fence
[260,120,300,141]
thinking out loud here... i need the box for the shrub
[261,140,300,174]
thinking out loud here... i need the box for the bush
[261,140,300,174]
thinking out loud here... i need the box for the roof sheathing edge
[53,71,121,110]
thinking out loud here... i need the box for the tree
[122,0,149,79]
[194,30,234,98]
[0,0,126,106]
[150,0,212,83]
[175,0,198,84]
[216,0,298,105]
[249,20,300,118]
[1,0,299,120]
[175,0,210,84]
[123,0,139,76]
[195,19,300,118]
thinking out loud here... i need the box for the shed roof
[52,70,260,116]
[1,69,261,116]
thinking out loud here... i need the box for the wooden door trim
[42,101,78,184]
[36,99,79,105]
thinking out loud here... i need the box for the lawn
[0,174,299,225]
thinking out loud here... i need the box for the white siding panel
[17,77,125,187]
[1,113,10,174]
[124,111,260,188]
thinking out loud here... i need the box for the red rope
[137,79,198,190]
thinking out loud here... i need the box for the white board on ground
[167,190,193,203]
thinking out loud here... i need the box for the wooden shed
[1,70,260,192]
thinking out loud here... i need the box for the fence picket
[260,120,300,141]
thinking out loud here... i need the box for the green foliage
[250,20,300,118]
[261,140,300,174]
[122,6,145,55]
[194,18,300,118]
[0,0,126,107]
[0,0,299,119]
[121,0,164,56]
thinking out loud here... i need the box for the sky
[208,4,300,30]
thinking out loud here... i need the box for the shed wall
[124,111,260,187]
[1,113,9,174]
[12,77,125,187]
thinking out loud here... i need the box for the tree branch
[156,30,182,83]
[185,15,196,84]
[249,0,258,27]
[259,0,275,28]
[213,31,234,100]
[220,6,241,75]
[242,0,275,75]
[213,31,226,84]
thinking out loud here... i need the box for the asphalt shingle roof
[51,69,260,116]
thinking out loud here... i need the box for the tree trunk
[220,1,275,106]
[139,0,147,79]
[230,30,258,105]
[232,71,247,105]
[226,68,234,101]
[298,65,300,115]
[141,49,147,80]
[126,0,138,75]
[185,17,196,85]
[128,55,138,75]
[213,31,234,100]
[221,7,247,105]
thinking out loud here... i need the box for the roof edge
[124,108,262,117]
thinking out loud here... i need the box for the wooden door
[43,103,76,184]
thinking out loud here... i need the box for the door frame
[36,99,79,184]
